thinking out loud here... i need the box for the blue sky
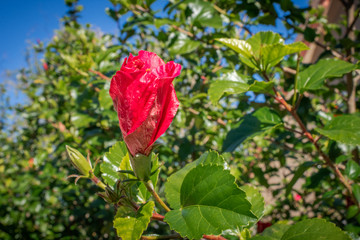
[0,0,308,107]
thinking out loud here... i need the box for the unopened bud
[66,145,92,177]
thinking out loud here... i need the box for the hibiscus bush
[1,0,360,239]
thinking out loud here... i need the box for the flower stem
[91,175,106,190]
[144,180,171,212]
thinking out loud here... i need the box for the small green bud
[129,153,152,181]
[66,145,92,177]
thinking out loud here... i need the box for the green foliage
[298,59,356,93]
[281,219,351,240]
[165,164,256,239]
[165,151,225,209]
[101,141,129,186]
[113,201,154,240]
[315,115,360,145]
[2,0,360,239]
[223,107,282,152]
[216,32,308,71]
[209,70,274,104]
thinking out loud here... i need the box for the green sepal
[130,153,152,181]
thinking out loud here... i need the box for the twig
[89,69,111,81]
[262,72,358,207]
[188,108,226,126]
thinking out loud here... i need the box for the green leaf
[298,59,356,93]
[247,31,284,54]
[315,115,360,145]
[217,32,307,71]
[345,160,360,180]
[208,71,251,104]
[185,0,223,28]
[261,42,308,70]
[70,113,96,128]
[281,218,351,240]
[164,165,256,239]
[169,34,201,56]
[209,71,274,104]
[240,185,265,220]
[248,80,275,93]
[215,38,256,69]
[223,107,282,152]
[101,141,129,186]
[251,222,291,240]
[98,82,113,109]
[165,151,225,209]
[113,201,154,240]
[347,205,359,219]
[352,184,360,203]
[285,161,315,196]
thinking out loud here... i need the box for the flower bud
[66,145,92,177]
[130,153,152,181]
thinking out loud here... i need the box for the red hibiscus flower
[109,50,181,157]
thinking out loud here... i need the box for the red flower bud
[43,62,48,71]
[109,50,181,156]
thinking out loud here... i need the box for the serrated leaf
[240,185,265,220]
[251,222,291,240]
[101,141,129,186]
[165,151,225,209]
[113,201,154,240]
[298,59,356,93]
[285,161,315,196]
[223,107,282,152]
[164,165,256,239]
[281,218,351,240]
[208,71,250,104]
[346,160,360,180]
[315,115,360,145]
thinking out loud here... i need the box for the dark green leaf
[251,222,291,240]
[281,219,351,240]
[165,151,225,209]
[165,165,256,239]
[352,184,360,203]
[285,161,315,196]
[315,115,360,145]
[345,160,360,180]
[185,0,223,28]
[223,107,282,152]
[208,71,250,104]
[298,59,356,93]
[169,34,201,56]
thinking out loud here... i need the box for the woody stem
[262,72,358,207]
[144,180,171,212]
